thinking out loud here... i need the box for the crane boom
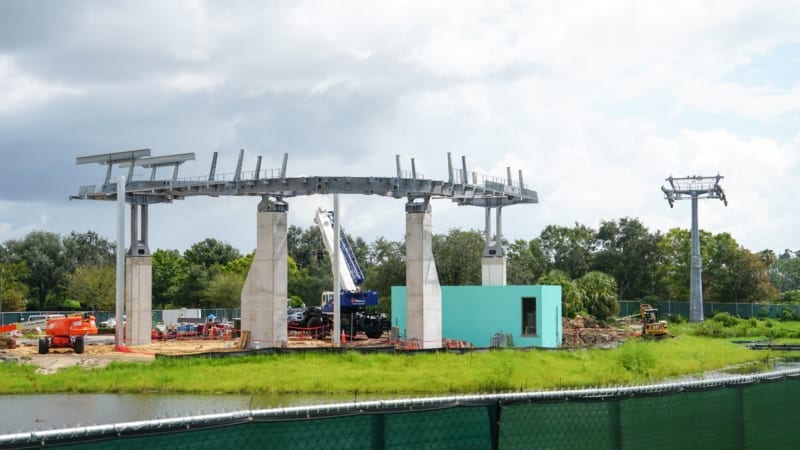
[313,208,378,312]
[314,208,359,292]
[295,208,386,339]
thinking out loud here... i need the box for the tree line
[1,218,798,321]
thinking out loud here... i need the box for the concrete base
[125,256,152,345]
[481,256,507,286]
[241,203,288,348]
[405,208,442,349]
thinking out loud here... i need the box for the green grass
[0,332,768,395]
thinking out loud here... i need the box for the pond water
[0,392,381,434]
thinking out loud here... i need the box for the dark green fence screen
[3,370,799,449]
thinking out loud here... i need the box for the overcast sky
[1,1,799,255]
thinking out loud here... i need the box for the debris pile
[562,316,629,348]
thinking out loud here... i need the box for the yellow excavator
[640,304,669,338]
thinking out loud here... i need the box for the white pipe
[333,194,341,346]
[115,176,126,347]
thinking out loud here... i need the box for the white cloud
[0,56,83,114]
[677,81,800,121]
[161,72,222,93]
[2,0,800,256]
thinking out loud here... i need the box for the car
[99,315,126,328]
[287,308,305,324]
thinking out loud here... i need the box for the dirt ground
[1,334,390,374]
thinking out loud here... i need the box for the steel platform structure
[73,150,538,207]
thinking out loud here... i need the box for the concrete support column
[241,197,288,348]
[125,256,152,345]
[481,256,507,286]
[405,199,441,349]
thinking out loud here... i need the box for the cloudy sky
[1,1,799,254]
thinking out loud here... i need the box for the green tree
[366,237,406,313]
[538,223,596,279]
[656,228,702,300]
[594,218,662,300]
[63,231,115,268]
[706,247,779,303]
[287,225,331,306]
[287,225,323,269]
[3,231,69,309]
[768,249,800,292]
[0,262,30,311]
[204,271,244,310]
[507,239,546,285]
[176,264,217,307]
[538,269,583,317]
[432,229,483,285]
[577,271,619,321]
[152,249,189,308]
[287,255,316,306]
[65,265,115,311]
[184,238,241,269]
[223,253,254,277]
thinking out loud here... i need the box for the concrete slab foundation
[481,256,507,286]
[125,256,152,345]
[405,205,442,349]
[241,199,288,348]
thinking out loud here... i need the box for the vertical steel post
[115,176,126,348]
[690,194,704,322]
[333,194,341,346]
[495,207,503,255]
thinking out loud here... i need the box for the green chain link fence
[619,300,800,320]
[3,369,799,449]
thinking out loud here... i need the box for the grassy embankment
[3,317,788,395]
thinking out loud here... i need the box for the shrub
[619,342,656,377]
[781,290,800,303]
[669,314,687,324]
[693,320,727,338]
[777,307,798,322]
[711,312,740,328]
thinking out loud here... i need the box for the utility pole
[661,175,728,322]
[0,266,4,321]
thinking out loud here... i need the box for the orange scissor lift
[38,314,98,354]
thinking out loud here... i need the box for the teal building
[391,285,562,348]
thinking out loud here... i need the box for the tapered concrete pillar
[241,197,288,348]
[125,256,152,345]
[405,199,442,349]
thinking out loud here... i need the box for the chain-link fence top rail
[2,368,799,449]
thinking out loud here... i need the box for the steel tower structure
[661,175,727,322]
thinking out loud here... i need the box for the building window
[522,297,537,336]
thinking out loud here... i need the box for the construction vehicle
[38,314,98,354]
[296,208,390,340]
[640,303,669,338]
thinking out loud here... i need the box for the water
[0,392,378,434]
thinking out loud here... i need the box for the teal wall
[391,285,562,348]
